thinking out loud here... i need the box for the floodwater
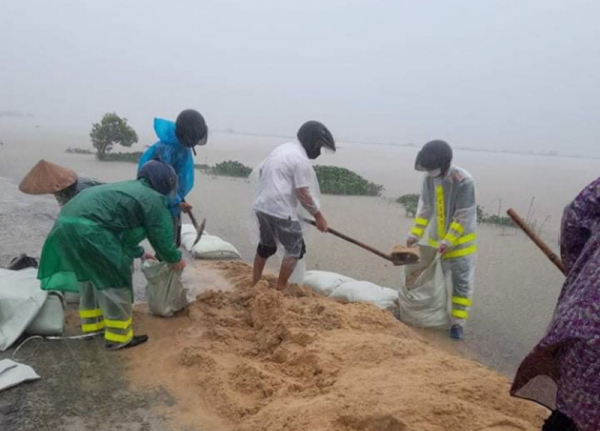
[1,127,598,376]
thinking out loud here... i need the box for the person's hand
[141,252,156,262]
[439,243,449,255]
[407,237,419,247]
[180,202,193,213]
[314,212,328,232]
[170,259,186,272]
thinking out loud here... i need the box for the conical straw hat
[19,160,78,195]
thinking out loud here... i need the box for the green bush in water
[314,165,383,196]
[396,193,419,217]
[101,151,143,163]
[211,160,252,178]
[66,147,94,155]
[396,194,515,227]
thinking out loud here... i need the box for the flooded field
[1,128,598,375]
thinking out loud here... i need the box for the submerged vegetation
[314,165,383,196]
[65,149,384,197]
[396,193,517,227]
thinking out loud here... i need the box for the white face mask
[427,169,442,178]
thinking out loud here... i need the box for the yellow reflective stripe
[443,244,478,259]
[445,233,459,246]
[452,297,473,307]
[435,185,445,239]
[105,318,132,330]
[457,232,477,245]
[105,329,133,344]
[428,238,440,247]
[80,309,103,319]
[82,321,105,333]
[415,217,428,227]
[411,226,424,237]
[450,222,465,235]
[452,309,469,319]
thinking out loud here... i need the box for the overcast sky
[1,1,600,155]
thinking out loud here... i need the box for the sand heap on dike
[127,261,545,431]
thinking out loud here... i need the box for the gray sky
[1,1,600,155]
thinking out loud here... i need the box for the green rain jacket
[38,179,182,292]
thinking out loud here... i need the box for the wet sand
[1,129,597,376]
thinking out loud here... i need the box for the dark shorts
[257,212,306,258]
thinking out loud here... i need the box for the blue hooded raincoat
[138,118,195,216]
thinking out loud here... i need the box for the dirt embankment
[126,261,545,431]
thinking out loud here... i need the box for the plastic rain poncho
[138,118,195,216]
[407,165,477,324]
[37,179,182,293]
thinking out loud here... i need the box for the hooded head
[175,109,207,155]
[297,121,335,160]
[415,140,453,177]
[137,160,178,197]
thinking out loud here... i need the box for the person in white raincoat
[252,121,335,290]
[407,140,477,340]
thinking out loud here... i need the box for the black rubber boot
[105,335,149,351]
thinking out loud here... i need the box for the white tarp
[303,270,356,296]
[0,269,48,351]
[0,359,40,392]
[181,224,241,260]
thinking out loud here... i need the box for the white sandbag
[397,245,449,328]
[0,269,48,351]
[303,270,356,296]
[26,292,65,336]
[181,224,241,260]
[142,260,188,317]
[0,359,40,392]
[330,280,399,312]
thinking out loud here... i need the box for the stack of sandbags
[303,270,399,313]
[181,224,241,260]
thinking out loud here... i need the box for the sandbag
[303,270,356,296]
[397,245,449,328]
[26,292,65,336]
[181,224,241,260]
[142,260,188,317]
[0,268,48,351]
[330,280,399,312]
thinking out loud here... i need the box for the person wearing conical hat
[19,160,104,206]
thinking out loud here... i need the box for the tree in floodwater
[90,113,138,160]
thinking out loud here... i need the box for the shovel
[186,210,206,246]
[303,218,419,266]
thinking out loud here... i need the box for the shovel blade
[193,218,206,246]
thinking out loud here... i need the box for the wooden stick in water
[507,208,565,274]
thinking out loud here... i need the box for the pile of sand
[127,261,545,431]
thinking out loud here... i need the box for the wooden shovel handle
[507,208,565,274]
[303,219,394,262]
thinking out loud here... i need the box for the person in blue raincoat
[138,109,208,246]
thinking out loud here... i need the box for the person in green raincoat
[38,161,186,350]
